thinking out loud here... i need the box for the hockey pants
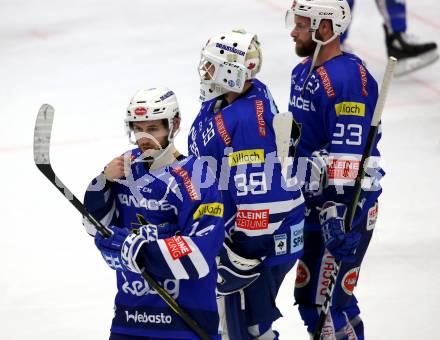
[294,203,378,340]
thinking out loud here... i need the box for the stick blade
[273,111,293,165]
[33,104,54,165]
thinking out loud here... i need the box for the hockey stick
[33,104,211,340]
[273,111,301,180]
[312,57,397,340]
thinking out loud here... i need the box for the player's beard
[295,37,317,58]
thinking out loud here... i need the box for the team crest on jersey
[295,260,310,288]
[342,267,360,295]
[228,149,265,167]
[316,66,335,98]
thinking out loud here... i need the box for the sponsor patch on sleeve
[214,113,232,146]
[290,221,304,254]
[193,202,224,220]
[327,154,362,186]
[255,100,266,137]
[171,167,200,201]
[335,102,365,117]
[274,234,287,255]
[358,63,368,97]
[316,66,335,98]
[228,149,265,167]
[164,236,192,260]
[236,209,269,230]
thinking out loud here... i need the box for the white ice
[1,0,439,339]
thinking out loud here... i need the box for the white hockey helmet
[125,87,180,145]
[198,29,262,102]
[285,0,351,45]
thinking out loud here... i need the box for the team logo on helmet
[134,107,148,116]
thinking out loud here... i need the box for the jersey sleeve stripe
[236,196,304,214]
[157,239,190,280]
[100,200,116,226]
[185,238,210,278]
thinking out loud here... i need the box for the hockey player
[341,0,438,76]
[84,87,224,340]
[285,1,383,338]
[188,29,305,339]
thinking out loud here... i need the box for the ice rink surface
[1,0,439,339]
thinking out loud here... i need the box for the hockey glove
[95,225,157,273]
[319,202,361,263]
[304,149,329,197]
[216,242,262,296]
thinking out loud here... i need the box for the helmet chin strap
[301,30,339,96]
[148,142,179,170]
[135,123,180,170]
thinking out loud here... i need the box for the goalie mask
[198,29,262,102]
[125,87,180,161]
[285,0,351,46]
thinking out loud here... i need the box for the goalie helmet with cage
[198,29,262,102]
[285,0,351,45]
[125,87,180,145]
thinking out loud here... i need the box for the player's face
[132,120,169,155]
[290,15,316,57]
[199,60,216,81]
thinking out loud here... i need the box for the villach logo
[125,310,173,324]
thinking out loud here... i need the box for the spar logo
[125,310,172,324]
[342,267,360,295]
[165,235,192,260]
[193,202,224,220]
[335,102,365,117]
[295,260,310,288]
[228,149,265,167]
[236,209,269,230]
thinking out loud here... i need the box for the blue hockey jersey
[84,150,224,339]
[288,53,384,231]
[188,79,305,266]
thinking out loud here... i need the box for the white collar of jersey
[149,143,181,171]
